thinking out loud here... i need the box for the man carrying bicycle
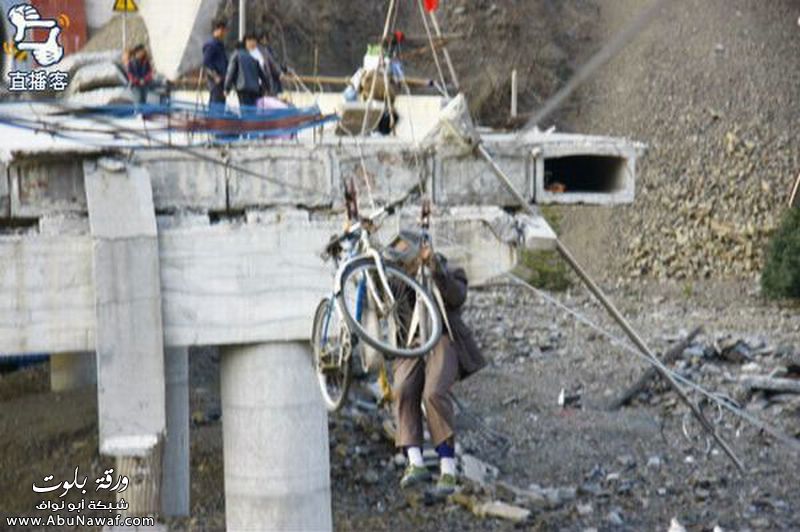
[385,231,486,495]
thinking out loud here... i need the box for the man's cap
[384,230,424,265]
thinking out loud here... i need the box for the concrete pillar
[85,159,166,518]
[221,341,332,532]
[161,347,190,517]
[50,352,96,391]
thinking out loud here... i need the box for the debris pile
[623,136,783,280]
[622,333,800,439]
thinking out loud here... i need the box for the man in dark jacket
[388,232,486,495]
[202,19,228,110]
[252,33,285,96]
[224,34,273,109]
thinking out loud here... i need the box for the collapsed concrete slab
[84,158,166,518]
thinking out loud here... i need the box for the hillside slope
[541,0,800,280]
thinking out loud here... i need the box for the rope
[506,274,800,455]
[359,0,398,136]
[430,231,800,457]
[417,0,449,98]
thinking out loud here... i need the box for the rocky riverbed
[1,278,797,531]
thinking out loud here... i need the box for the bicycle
[311,180,443,412]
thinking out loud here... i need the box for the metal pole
[474,143,745,473]
[510,69,518,118]
[417,0,449,98]
[428,10,460,91]
[122,11,127,51]
[789,171,800,207]
[239,0,246,41]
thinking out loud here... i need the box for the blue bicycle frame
[320,242,367,351]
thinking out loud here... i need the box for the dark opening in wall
[543,155,628,194]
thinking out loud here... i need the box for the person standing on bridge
[203,19,229,111]
[225,34,273,110]
[387,232,486,495]
[250,32,286,96]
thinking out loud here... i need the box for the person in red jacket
[127,44,154,105]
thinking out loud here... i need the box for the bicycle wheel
[311,297,352,412]
[337,257,442,358]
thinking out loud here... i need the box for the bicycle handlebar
[321,181,423,260]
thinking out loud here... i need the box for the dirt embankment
[554,0,800,281]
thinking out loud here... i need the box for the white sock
[407,446,424,467]
[440,457,456,477]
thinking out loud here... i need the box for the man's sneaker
[432,473,457,495]
[399,464,431,489]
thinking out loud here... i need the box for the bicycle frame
[332,224,396,317]
[320,221,396,367]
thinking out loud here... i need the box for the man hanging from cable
[385,221,486,495]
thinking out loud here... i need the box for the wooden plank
[607,326,704,410]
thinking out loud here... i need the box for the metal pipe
[511,69,518,118]
[475,143,745,473]
[239,0,246,41]
[428,11,460,91]
[417,0,449,98]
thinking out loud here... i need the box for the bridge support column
[220,341,332,532]
[50,352,96,391]
[84,159,166,519]
[161,347,190,517]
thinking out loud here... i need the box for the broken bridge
[0,103,642,530]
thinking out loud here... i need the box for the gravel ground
[0,279,797,531]
[2,1,798,530]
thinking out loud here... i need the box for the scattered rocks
[473,500,531,522]
[668,517,688,532]
[607,508,625,526]
[647,455,663,469]
[460,453,499,487]
[576,502,593,516]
